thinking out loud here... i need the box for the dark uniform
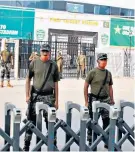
[85,53,113,146]
[0,44,13,87]
[23,45,59,151]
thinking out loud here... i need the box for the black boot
[54,138,57,148]
[87,128,92,146]
[23,133,32,151]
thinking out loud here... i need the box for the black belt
[90,93,108,100]
[32,87,53,96]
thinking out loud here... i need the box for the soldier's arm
[84,71,94,107]
[109,72,115,104]
[84,81,89,107]
[26,61,34,102]
[53,64,60,109]
[29,53,33,61]
[84,56,87,67]
[10,53,14,65]
[0,51,3,60]
[76,56,79,65]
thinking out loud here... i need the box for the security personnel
[84,53,115,148]
[23,44,59,151]
[29,51,39,61]
[56,52,63,79]
[76,51,86,79]
[0,44,13,87]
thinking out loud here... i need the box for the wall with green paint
[0,7,35,39]
[110,18,135,47]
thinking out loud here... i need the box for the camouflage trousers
[87,96,110,144]
[0,62,11,81]
[24,93,57,150]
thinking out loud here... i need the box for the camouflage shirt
[1,50,12,63]
[76,55,86,65]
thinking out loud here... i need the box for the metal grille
[18,40,95,78]
[123,49,132,77]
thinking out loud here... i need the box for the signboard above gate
[0,8,35,39]
[110,18,135,47]
[50,18,98,26]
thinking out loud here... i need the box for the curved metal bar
[95,103,111,111]
[36,102,50,114]
[65,101,89,151]
[68,103,81,112]
[5,102,16,115]
[4,102,21,151]
[120,100,135,109]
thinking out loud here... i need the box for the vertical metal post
[79,106,89,151]
[12,108,21,151]
[55,36,57,61]
[65,101,72,151]
[116,102,123,144]
[5,103,11,151]
[92,101,100,151]
[36,110,42,151]
[108,106,119,151]
[48,107,56,151]
[14,40,19,79]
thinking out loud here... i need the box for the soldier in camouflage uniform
[0,44,13,87]
[56,52,63,79]
[23,44,59,151]
[29,51,39,61]
[84,53,115,149]
[76,51,86,79]
[29,51,39,62]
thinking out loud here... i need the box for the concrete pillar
[14,40,19,80]
[1,38,6,51]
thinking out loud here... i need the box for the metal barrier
[23,102,58,151]
[1,102,21,151]
[0,101,134,151]
[89,101,119,151]
[116,100,135,149]
[65,101,89,151]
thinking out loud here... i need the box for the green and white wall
[110,18,135,47]
[0,6,134,48]
[0,7,35,40]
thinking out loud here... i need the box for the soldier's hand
[11,64,14,69]
[110,100,115,105]
[55,102,59,110]
[85,102,88,107]
[26,96,30,103]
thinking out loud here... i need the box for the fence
[0,39,135,78]
[0,100,134,151]
[18,40,95,78]
[95,48,135,78]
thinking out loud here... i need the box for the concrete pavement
[0,77,134,151]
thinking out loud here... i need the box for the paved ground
[0,77,134,151]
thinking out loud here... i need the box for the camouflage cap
[97,53,108,60]
[40,44,51,52]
